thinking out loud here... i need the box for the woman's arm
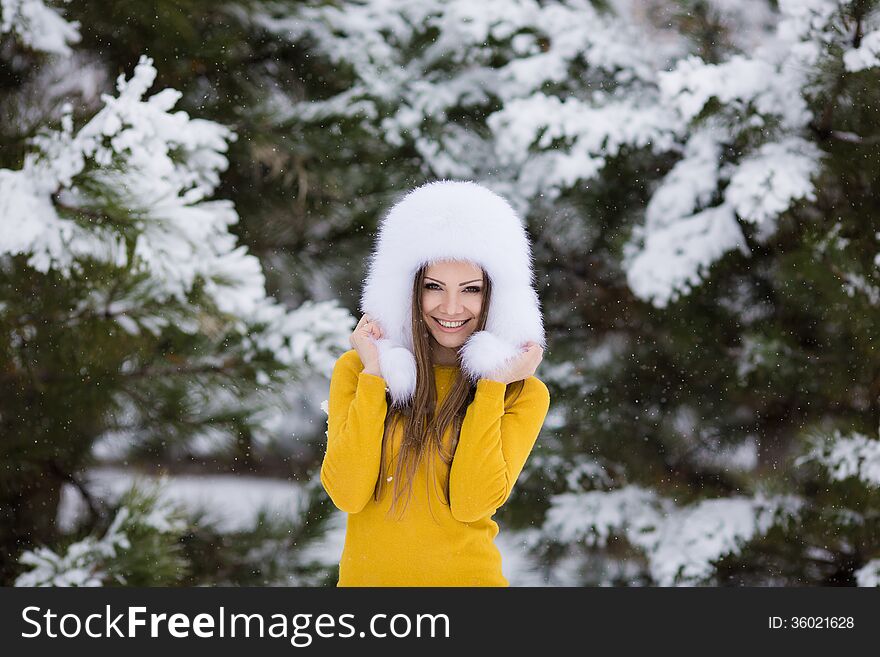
[448,377,551,523]
[320,350,388,514]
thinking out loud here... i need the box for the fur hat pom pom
[458,330,524,385]
[375,339,417,407]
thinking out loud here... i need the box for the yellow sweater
[321,349,551,586]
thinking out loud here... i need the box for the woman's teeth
[435,318,468,330]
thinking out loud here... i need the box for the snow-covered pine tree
[0,1,352,584]
[14,480,191,587]
[267,0,880,584]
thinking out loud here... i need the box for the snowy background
[2,0,879,586]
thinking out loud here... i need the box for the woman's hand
[486,342,544,385]
[350,313,384,376]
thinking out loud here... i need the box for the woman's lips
[433,317,470,333]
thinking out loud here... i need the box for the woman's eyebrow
[425,277,482,286]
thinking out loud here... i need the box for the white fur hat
[360,180,545,408]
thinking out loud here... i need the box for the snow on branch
[0,54,352,376]
[625,126,741,306]
[855,559,880,587]
[724,137,822,227]
[658,53,811,130]
[625,204,748,308]
[15,508,133,586]
[15,480,188,587]
[621,0,851,307]
[0,0,80,55]
[259,0,673,188]
[488,93,680,199]
[0,55,237,288]
[843,28,880,72]
[538,485,802,585]
[794,429,880,488]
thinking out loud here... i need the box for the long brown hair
[373,262,524,521]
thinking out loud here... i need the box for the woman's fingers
[526,344,543,373]
[521,342,541,354]
[361,315,383,340]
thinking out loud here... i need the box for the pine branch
[48,462,106,526]
[852,7,864,49]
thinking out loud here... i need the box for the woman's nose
[440,293,464,314]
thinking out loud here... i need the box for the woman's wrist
[361,366,382,377]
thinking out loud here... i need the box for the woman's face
[420,260,484,351]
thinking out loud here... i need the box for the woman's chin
[430,330,472,348]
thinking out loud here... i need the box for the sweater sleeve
[320,350,389,514]
[448,376,551,523]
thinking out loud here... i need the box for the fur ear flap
[375,339,417,407]
[459,330,522,385]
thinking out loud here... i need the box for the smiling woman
[321,180,550,587]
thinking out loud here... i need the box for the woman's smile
[432,317,471,332]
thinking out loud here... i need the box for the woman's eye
[424,283,481,293]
